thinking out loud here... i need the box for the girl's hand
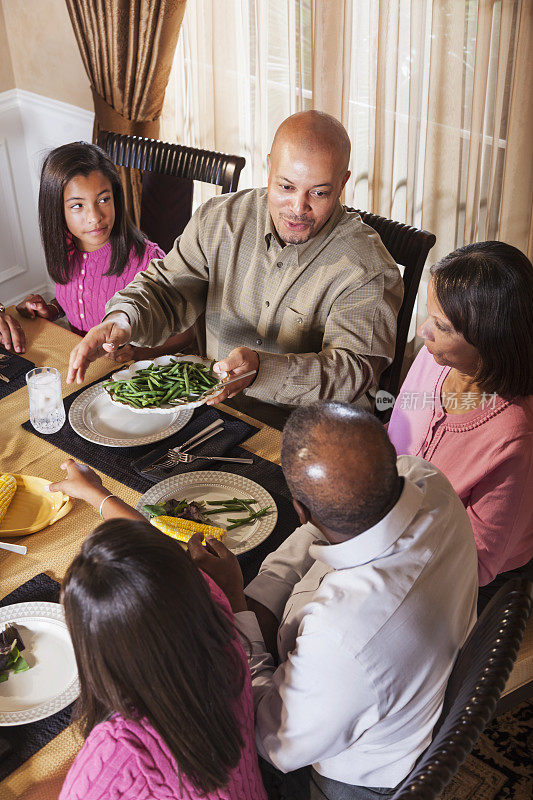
[16,295,58,321]
[188,534,247,612]
[47,459,106,505]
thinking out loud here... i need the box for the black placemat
[131,406,259,483]
[0,573,75,781]
[21,374,299,580]
[199,447,300,585]
[21,374,258,494]
[0,347,35,401]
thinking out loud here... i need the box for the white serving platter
[69,382,193,446]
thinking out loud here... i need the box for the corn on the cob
[0,474,17,524]
[150,515,225,545]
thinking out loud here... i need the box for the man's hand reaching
[67,312,132,384]
[209,347,259,405]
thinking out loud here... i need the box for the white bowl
[106,355,227,415]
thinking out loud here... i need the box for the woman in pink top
[50,461,267,800]
[17,142,194,360]
[388,242,533,606]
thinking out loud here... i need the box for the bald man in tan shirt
[68,111,403,422]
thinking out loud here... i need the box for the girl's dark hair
[431,241,533,398]
[39,142,146,284]
[62,519,246,794]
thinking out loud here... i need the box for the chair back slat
[390,579,533,800]
[98,131,246,254]
[97,131,246,191]
[346,208,436,405]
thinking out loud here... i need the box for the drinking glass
[26,367,66,434]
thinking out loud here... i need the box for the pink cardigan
[388,347,533,586]
[59,576,267,800]
[55,239,164,334]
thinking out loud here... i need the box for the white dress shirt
[236,456,478,788]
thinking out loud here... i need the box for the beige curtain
[65,0,187,225]
[163,0,532,344]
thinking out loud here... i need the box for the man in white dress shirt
[189,403,478,799]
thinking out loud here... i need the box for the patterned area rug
[440,700,533,800]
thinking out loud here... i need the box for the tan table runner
[0,310,281,798]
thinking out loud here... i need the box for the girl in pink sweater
[388,241,533,604]
[52,461,267,800]
[17,142,193,360]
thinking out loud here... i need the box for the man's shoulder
[331,209,399,274]
[397,454,465,510]
[397,456,475,553]
[198,186,267,219]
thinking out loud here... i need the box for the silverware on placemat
[169,452,253,465]
[143,418,224,472]
[0,352,12,382]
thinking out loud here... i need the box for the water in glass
[26,367,66,434]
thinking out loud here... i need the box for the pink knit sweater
[59,577,267,800]
[55,239,164,334]
[388,346,533,585]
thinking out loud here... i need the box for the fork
[0,353,11,382]
[143,419,224,471]
[168,452,253,465]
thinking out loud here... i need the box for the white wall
[0,89,93,305]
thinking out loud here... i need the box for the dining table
[0,309,287,800]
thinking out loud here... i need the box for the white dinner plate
[0,602,79,725]
[69,382,193,447]
[107,355,227,415]
[136,471,277,556]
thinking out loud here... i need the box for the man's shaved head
[281,403,400,537]
[271,110,351,176]
[267,111,352,244]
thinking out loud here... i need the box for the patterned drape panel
[65,0,187,225]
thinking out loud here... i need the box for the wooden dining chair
[345,208,436,407]
[97,131,246,254]
[389,578,533,800]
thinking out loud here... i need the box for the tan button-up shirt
[106,188,403,406]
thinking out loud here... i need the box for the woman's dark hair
[62,519,246,794]
[431,241,533,397]
[39,142,146,284]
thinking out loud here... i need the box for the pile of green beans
[203,497,273,530]
[103,359,219,409]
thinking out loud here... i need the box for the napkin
[131,406,257,483]
[0,346,35,381]
[0,572,60,608]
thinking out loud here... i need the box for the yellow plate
[0,475,71,538]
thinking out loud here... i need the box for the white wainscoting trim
[0,136,28,286]
[0,89,94,305]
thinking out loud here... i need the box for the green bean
[227,506,272,530]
